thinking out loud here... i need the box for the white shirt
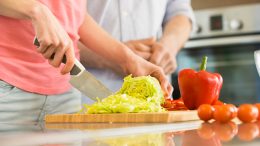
[86,0,195,96]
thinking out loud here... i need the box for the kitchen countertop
[0,120,259,146]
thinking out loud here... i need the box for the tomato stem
[200,56,208,71]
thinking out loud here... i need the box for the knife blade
[33,37,113,100]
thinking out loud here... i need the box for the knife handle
[33,37,84,76]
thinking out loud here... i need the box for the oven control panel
[191,4,260,39]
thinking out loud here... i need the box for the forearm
[160,15,192,55]
[79,42,124,74]
[0,0,44,20]
[79,13,135,74]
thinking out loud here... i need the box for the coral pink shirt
[0,0,86,95]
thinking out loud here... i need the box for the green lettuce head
[84,75,165,114]
[117,75,164,104]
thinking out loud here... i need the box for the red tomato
[226,104,237,119]
[237,123,259,141]
[198,104,215,122]
[213,105,233,123]
[238,104,258,123]
[197,122,215,139]
[255,103,260,120]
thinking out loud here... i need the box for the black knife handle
[33,37,81,75]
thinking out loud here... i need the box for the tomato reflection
[197,122,215,139]
[237,123,259,141]
[256,121,260,137]
[196,121,260,144]
[182,130,221,146]
[212,121,237,142]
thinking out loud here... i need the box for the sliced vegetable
[83,75,165,114]
[161,98,188,111]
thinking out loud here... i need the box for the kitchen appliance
[45,111,199,123]
[33,38,112,100]
[172,4,260,105]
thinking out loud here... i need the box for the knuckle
[43,52,51,59]
[52,40,59,47]
[41,39,51,46]
[58,42,65,49]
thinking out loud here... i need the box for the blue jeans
[0,80,81,123]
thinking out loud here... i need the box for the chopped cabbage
[117,75,164,104]
[82,75,165,114]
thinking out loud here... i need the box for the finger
[138,37,156,46]
[161,76,172,98]
[37,41,49,53]
[167,83,174,99]
[49,46,65,68]
[164,63,175,75]
[149,49,164,65]
[61,45,75,74]
[135,43,153,52]
[135,50,152,60]
[158,57,169,70]
[42,45,55,59]
[152,68,171,98]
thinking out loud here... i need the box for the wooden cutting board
[45,110,199,123]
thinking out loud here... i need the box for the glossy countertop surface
[0,120,259,146]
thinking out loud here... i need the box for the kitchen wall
[192,0,260,10]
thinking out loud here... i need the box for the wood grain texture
[45,111,199,123]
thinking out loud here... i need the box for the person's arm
[0,0,75,74]
[149,15,192,74]
[79,42,123,74]
[79,13,173,98]
[149,0,194,75]
[79,37,155,75]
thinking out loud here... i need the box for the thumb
[153,68,173,98]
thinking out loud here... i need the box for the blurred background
[172,0,260,105]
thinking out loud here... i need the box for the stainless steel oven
[172,4,260,105]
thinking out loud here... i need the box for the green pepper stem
[200,56,208,71]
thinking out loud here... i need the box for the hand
[124,37,155,60]
[125,54,173,99]
[149,42,177,75]
[31,4,75,74]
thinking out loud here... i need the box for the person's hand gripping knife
[0,0,75,74]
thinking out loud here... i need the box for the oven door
[172,36,260,106]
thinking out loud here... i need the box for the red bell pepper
[178,56,223,110]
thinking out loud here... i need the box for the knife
[33,37,113,100]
